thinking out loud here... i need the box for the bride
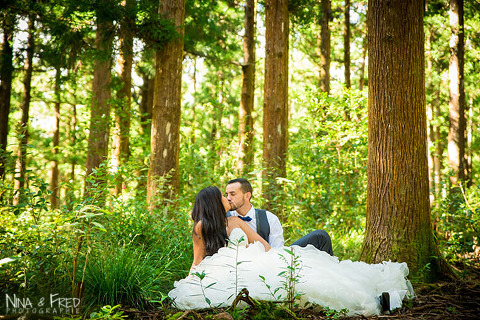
[168,186,414,316]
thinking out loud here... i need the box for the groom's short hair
[227,178,253,195]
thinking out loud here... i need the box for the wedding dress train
[168,228,414,316]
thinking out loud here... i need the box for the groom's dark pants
[291,230,334,256]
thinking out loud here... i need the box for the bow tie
[238,215,252,222]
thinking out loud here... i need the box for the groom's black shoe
[380,292,390,313]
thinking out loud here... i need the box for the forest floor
[128,259,480,320]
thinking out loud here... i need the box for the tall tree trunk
[139,75,154,137]
[465,97,472,187]
[13,15,35,206]
[190,56,197,145]
[433,101,443,204]
[66,98,78,210]
[209,72,224,170]
[50,67,61,209]
[147,0,185,213]
[426,27,435,203]
[358,27,367,91]
[84,9,114,200]
[136,51,154,195]
[0,12,15,180]
[318,0,331,93]
[263,0,289,214]
[237,0,256,174]
[426,28,443,207]
[113,0,135,196]
[360,0,451,280]
[447,0,465,188]
[344,0,351,89]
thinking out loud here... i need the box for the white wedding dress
[168,228,414,316]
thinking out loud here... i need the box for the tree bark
[84,8,114,200]
[0,12,14,180]
[465,97,472,187]
[139,74,154,138]
[66,95,78,210]
[209,71,224,171]
[360,0,451,280]
[426,27,443,207]
[50,67,61,209]
[344,0,351,89]
[147,0,185,213]
[426,27,435,203]
[113,0,135,196]
[136,51,154,195]
[237,0,256,174]
[318,0,331,93]
[447,0,466,188]
[13,15,35,205]
[263,0,289,213]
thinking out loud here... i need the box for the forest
[0,0,479,319]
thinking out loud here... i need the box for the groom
[225,178,333,255]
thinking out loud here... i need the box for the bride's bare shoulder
[227,216,241,223]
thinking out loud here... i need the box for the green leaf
[0,256,20,266]
[205,282,216,289]
[92,221,107,232]
[193,271,206,280]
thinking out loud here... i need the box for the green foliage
[184,0,243,63]
[288,0,319,27]
[316,305,349,320]
[435,185,480,265]
[283,87,368,257]
[0,166,192,315]
[55,304,126,320]
[249,301,297,320]
[136,11,182,50]
[0,175,70,298]
[83,245,159,311]
[88,304,126,319]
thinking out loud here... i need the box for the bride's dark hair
[191,186,228,256]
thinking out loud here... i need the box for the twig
[229,288,257,310]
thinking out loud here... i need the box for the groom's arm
[267,212,285,248]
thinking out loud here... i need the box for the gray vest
[227,209,270,242]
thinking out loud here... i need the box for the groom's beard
[230,199,244,211]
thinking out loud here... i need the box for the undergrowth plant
[278,247,304,310]
[226,234,248,302]
[54,305,126,320]
[434,183,480,265]
[191,270,216,308]
[83,244,161,311]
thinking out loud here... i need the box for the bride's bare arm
[228,217,271,251]
[191,222,206,272]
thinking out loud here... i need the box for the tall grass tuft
[83,244,160,311]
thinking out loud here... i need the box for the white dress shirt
[229,204,285,248]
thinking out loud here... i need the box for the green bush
[435,184,480,265]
